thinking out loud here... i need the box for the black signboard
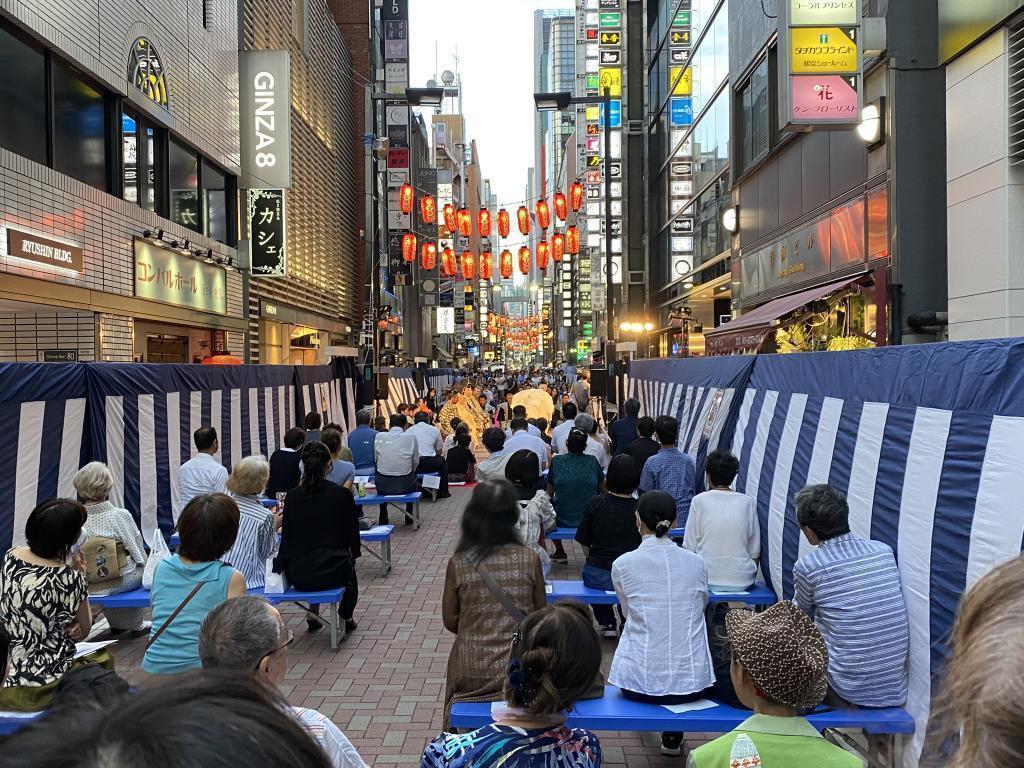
[249,189,287,277]
[41,350,78,362]
[388,232,409,283]
[380,0,408,21]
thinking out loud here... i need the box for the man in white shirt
[551,402,578,454]
[408,412,450,498]
[374,414,420,524]
[505,405,542,439]
[199,596,368,768]
[504,418,550,471]
[575,413,610,471]
[176,427,228,523]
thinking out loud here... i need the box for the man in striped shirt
[793,484,909,707]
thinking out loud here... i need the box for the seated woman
[575,454,641,637]
[683,450,759,591]
[424,602,603,768]
[446,430,477,483]
[223,455,280,589]
[0,499,93,710]
[689,602,858,768]
[73,462,149,637]
[142,494,247,678]
[441,480,546,728]
[277,442,361,634]
[610,491,715,759]
[547,429,604,565]
[321,428,355,489]
[504,450,556,577]
[442,419,465,456]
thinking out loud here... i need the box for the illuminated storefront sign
[240,50,292,189]
[128,38,168,109]
[134,240,226,314]
[5,228,83,272]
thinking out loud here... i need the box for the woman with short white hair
[73,461,149,637]
[223,455,280,589]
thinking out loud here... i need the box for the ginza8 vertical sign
[240,51,292,189]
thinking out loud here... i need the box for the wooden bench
[545,580,777,608]
[359,524,395,576]
[547,527,686,542]
[450,685,914,768]
[354,491,423,530]
[89,586,347,649]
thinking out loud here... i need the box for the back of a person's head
[72,462,114,503]
[794,484,850,541]
[606,454,639,495]
[414,411,429,424]
[25,498,87,561]
[510,418,529,433]
[373,416,386,431]
[389,413,408,429]
[636,416,655,438]
[513,405,527,418]
[227,455,270,497]
[565,429,588,455]
[562,402,578,421]
[505,602,601,716]
[934,555,1024,768]
[482,426,506,454]
[450,416,463,431]
[637,490,676,537]
[456,479,520,560]
[705,450,739,487]
[455,432,471,448]
[624,398,641,417]
[199,596,280,670]
[536,417,548,433]
[356,408,372,427]
[319,428,343,456]
[176,493,240,562]
[299,441,330,494]
[653,415,679,445]
[505,449,540,490]
[574,413,596,435]
[0,671,332,768]
[194,426,218,451]
[283,427,306,450]
[455,423,470,436]
[303,412,322,431]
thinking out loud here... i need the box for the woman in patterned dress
[423,602,603,768]
[73,462,150,636]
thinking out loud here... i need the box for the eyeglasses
[255,628,294,670]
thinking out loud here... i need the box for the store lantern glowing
[399,183,414,215]
[457,208,472,237]
[480,251,493,281]
[443,204,457,233]
[421,241,437,270]
[536,198,551,230]
[570,182,584,212]
[518,246,531,275]
[500,249,513,279]
[553,192,568,222]
[420,195,437,224]
[401,232,416,263]
[566,226,580,255]
[552,233,565,262]
[517,206,530,236]
[441,247,457,277]
[477,208,492,237]
[497,208,510,238]
[537,240,550,270]
[460,250,475,280]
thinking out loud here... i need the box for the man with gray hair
[200,596,367,768]
[793,484,909,709]
[575,413,610,471]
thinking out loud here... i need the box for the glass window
[168,138,200,232]
[0,27,46,165]
[52,61,107,189]
[738,58,769,173]
[201,160,228,242]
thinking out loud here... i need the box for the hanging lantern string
[388,175,592,219]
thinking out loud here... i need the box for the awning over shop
[704,276,864,356]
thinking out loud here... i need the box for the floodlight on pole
[533,91,573,111]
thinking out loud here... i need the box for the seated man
[302,411,323,444]
[624,415,660,475]
[267,427,305,497]
[505,405,542,439]
[609,398,640,455]
[639,415,696,528]
[794,484,909,707]
[551,402,577,454]
[348,409,378,470]
[199,596,367,768]
[476,427,513,482]
[374,414,420,525]
[505,418,550,472]
[408,412,450,499]
[689,601,860,768]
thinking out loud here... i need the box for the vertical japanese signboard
[781,0,862,129]
[239,51,292,189]
[249,189,287,277]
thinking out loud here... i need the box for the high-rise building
[534,10,577,203]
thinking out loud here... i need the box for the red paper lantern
[401,232,416,263]
[517,206,530,236]
[566,226,580,255]
[552,233,565,262]
[477,209,492,237]
[443,204,457,233]
[536,198,551,230]
[457,208,472,237]
[441,247,457,277]
[420,195,437,224]
[570,182,584,212]
[421,241,437,270]
[497,208,510,238]
[553,192,568,222]
[518,246,531,275]
[460,250,475,280]
[480,251,493,281]
[399,183,414,214]
[500,249,513,279]
[537,240,550,270]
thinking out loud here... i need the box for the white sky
[409,0,574,210]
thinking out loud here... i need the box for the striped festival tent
[377,367,421,418]
[625,339,1024,766]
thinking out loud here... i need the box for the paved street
[109,486,712,767]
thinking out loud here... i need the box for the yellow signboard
[670,66,692,96]
[790,27,858,73]
[598,67,622,96]
[585,105,600,121]
[790,0,856,26]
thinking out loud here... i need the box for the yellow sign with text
[585,105,600,121]
[598,67,622,97]
[790,27,858,73]
[670,66,692,96]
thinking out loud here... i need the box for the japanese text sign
[134,239,226,314]
[790,75,859,122]
[790,0,857,25]
[249,189,287,277]
[790,26,858,73]
[670,66,692,96]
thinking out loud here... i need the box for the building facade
[0,0,245,363]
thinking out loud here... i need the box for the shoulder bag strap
[475,562,527,624]
[145,581,205,650]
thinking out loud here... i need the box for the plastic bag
[142,528,170,590]
[264,557,289,594]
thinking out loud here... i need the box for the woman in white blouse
[610,490,714,759]
[73,462,150,636]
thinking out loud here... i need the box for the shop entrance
[145,333,189,363]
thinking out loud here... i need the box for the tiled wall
[0,309,97,362]
[99,313,135,362]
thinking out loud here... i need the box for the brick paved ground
[109,487,716,767]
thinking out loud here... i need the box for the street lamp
[370,86,445,106]
[534,87,616,346]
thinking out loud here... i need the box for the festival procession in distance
[0,1,1021,768]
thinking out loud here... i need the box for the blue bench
[354,471,441,500]
[0,711,41,735]
[360,524,395,576]
[546,580,777,608]
[450,685,913,766]
[89,586,347,648]
[547,527,686,542]
[354,491,423,530]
